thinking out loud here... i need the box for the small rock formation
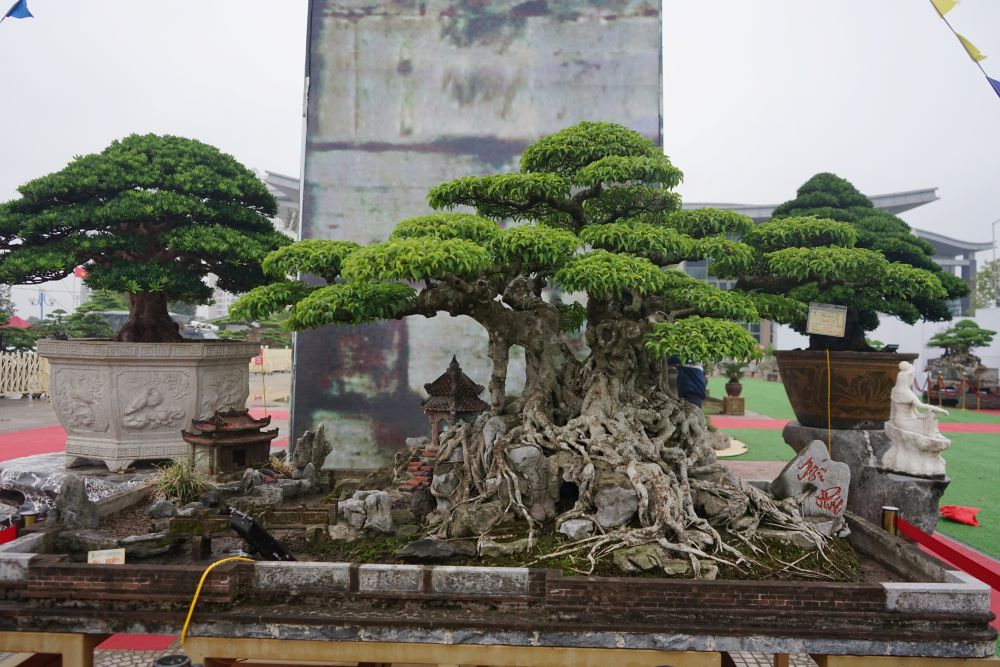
[771,440,850,537]
[336,490,394,533]
[397,537,477,563]
[292,426,332,486]
[882,361,951,478]
[145,498,178,519]
[49,475,99,529]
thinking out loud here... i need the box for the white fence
[0,352,50,395]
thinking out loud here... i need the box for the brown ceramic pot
[774,350,918,430]
[725,380,743,397]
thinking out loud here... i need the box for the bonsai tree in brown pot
[712,173,963,429]
[720,361,745,397]
[0,134,291,471]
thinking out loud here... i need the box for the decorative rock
[294,425,333,473]
[853,467,950,534]
[707,431,731,451]
[242,468,263,494]
[49,475,99,529]
[361,490,393,533]
[145,499,177,519]
[405,436,430,450]
[479,538,530,558]
[592,471,639,529]
[396,524,420,538]
[771,440,850,537]
[55,529,117,553]
[448,500,505,537]
[397,537,476,562]
[506,445,553,520]
[757,528,820,550]
[612,544,688,574]
[430,471,461,513]
[557,518,594,541]
[301,462,317,485]
[338,498,367,530]
[118,531,172,559]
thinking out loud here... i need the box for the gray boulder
[361,490,393,533]
[479,538,530,558]
[506,445,553,521]
[55,529,117,553]
[145,499,177,520]
[338,498,367,530]
[50,475,99,529]
[430,470,461,513]
[558,518,594,541]
[448,500,505,537]
[592,471,638,529]
[119,531,172,559]
[397,537,476,563]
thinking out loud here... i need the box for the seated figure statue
[882,361,950,477]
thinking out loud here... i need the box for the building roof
[685,188,992,256]
[422,356,489,415]
[684,188,941,224]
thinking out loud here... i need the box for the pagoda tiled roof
[421,356,489,414]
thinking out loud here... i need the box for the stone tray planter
[0,514,993,659]
[37,340,260,473]
[775,350,919,430]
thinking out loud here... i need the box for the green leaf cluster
[341,237,492,283]
[286,283,415,329]
[644,317,762,365]
[554,250,669,298]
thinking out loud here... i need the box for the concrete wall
[296,0,663,467]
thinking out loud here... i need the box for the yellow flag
[931,0,958,17]
[957,33,987,62]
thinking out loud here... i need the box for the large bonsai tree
[717,173,962,351]
[234,122,832,573]
[0,134,291,342]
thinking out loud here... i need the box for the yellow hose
[825,348,832,455]
[180,556,254,645]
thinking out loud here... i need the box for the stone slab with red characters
[771,439,851,537]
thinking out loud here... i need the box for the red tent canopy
[0,315,31,329]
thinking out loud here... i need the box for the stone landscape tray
[0,513,993,659]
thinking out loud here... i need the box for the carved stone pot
[774,350,918,430]
[37,339,259,473]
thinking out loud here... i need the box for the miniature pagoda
[421,356,489,448]
[182,409,279,480]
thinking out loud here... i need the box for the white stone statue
[882,361,950,477]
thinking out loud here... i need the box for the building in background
[295,0,662,468]
[684,188,992,346]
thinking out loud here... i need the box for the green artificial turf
[707,377,795,420]
[709,375,1000,558]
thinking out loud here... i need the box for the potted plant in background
[720,361,745,397]
[926,319,997,407]
[0,134,291,471]
[712,173,964,429]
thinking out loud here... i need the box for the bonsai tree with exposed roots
[0,134,291,342]
[929,320,996,362]
[235,122,835,576]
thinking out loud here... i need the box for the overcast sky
[2,0,999,316]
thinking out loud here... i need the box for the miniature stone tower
[421,356,489,448]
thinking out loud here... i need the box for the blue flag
[989,76,1000,101]
[3,0,32,19]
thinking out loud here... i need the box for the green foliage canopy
[0,134,291,341]
[928,320,996,357]
[717,173,962,350]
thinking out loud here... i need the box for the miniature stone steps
[397,443,438,492]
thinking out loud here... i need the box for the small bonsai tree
[0,134,291,342]
[233,122,836,573]
[928,320,996,360]
[715,173,960,351]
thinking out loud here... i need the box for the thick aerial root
[414,389,835,578]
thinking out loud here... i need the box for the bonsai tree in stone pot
[0,134,291,472]
[233,122,841,575]
[719,361,745,397]
[712,173,960,429]
[927,320,997,404]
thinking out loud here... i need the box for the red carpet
[0,425,68,459]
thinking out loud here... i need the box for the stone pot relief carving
[116,371,192,430]
[53,369,109,432]
[200,368,248,418]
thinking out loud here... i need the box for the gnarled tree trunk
[116,292,183,343]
